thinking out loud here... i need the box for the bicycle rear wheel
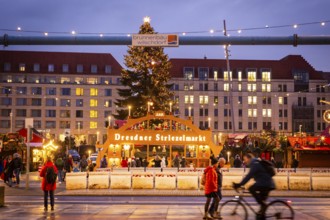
[219,200,248,220]
[264,200,294,219]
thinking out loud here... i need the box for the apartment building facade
[0,51,329,145]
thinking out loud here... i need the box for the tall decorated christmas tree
[114,17,173,119]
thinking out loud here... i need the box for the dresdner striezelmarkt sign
[114,133,207,142]
[132,34,179,47]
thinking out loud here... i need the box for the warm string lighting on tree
[113,17,174,119]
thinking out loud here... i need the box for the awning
[235,134,248,140]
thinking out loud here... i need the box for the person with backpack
[100,155,108,168]
[55,157,64,183]
[233,153,275,215]
[80,155,88,172]
[202,156,220,219]
[40,157,58,211]
[12,153,23,187]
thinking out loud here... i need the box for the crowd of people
[0,153,23,187]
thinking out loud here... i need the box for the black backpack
[46,167,57,184]
[259,159,276,177]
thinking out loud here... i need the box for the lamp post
[208,117,211,129]
[299,124,302,137]
[96,131,100,144]
[147,101,153,113]
[10,111,13,133]
[108,116,111,128]
[188,106,192,117]
[227,151,231,164]
[169,102,172,114]
[128,105,131,118]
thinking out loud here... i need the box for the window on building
[247,71,256,81]
[247,84,256,92]
[199,96,209,104]
[214,96,218,104]
[279,97,283,104]
[224,121,228,130]
[238,96,242,104]
[31,109,41,117]
[283,84,287,92]
[4,63,11,71]
[62,64,69,73]
[214,109,218,117]
[77,64,83,73]
[1,97,12,106]
[184,95,194,104]
[15,87,26,95]
[224,96,229,104]
[16,109,26,117]
[293,72,309,83]
[46,88,56,95]
[284,109,288,117]
[76,110,83,118]
[87,77,98,84]
[214,121,218,130]
[184,84,189,91]
[46,98,56,106]
[263,122,272,130]
[238,71,242,81]
[33,63,40,72]
[262,84,271,92]
[279,110,283,117]
[60,99,71,107]
[223,71,232,81]
[248,96,257,105]
[6,75,13,83]
[204,109,209,116]
[105,65,112,74]
[262,71,271,82]
[183,67,194,80]
[76,88,84,96]
[61,88,71,96]
[90,88,98,96]
[105,89,112,96]
[214,83,218,91]
[90,121,97,129]
[238,109,242,117]
[214,70,218,81]
[60,121,70,129]
[19,63,25,72]
[104,100,112,107]
[16,98,27,106]
[279,122,283,130]
[90,99,98,107]
[33,120,42,129]
[248,109,257,117]
[45,110,56,117]
[224,83,229,91]
[1,109,11,117]
[76,99,83,107]
[198,67,209,80]
[48,64,54,72]
[45,121,56,129]
[199,109,203,116]
[284,97,288,105]
[317,110,321,118]
[60,110,71,118]
[224,109,231,117]
[239,122,242,130]
[15,120,25,128]
[75,77,84,84]
[262,109,272,117]
[31,98,42,106]
[238,83,242,91]
[248,122,252,130]
[172,84,179,91]
[76,121,83,129]
[91,65,98,73]
[61,77,70,84]
[31,87,42,95]
[89,110,98,118]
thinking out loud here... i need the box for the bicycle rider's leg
[248,184,267,212]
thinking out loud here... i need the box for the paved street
[2,196,330,219]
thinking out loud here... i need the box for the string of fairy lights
[0,19,329,37]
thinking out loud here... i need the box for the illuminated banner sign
[114,133,206,143]
[132,34,179,47]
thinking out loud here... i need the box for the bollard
[0,186,4,207]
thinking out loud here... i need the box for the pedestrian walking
[55,157,64,183]
[234,155,242,168]
[101,155,108,168]
[12,153,23,187]
[209,157,226,219]
[202,156,220,219]
[4,155,14,187]
[121,157,128,167]
[80,155,88,172]
[153,155,161,168]
[180,156,187,168]
[40,157,58,211]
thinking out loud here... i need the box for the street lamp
[147,101,153,113]
[169,102,172,114]
[227,151,231,164]
[208,117,211,129]
[10,111,13,133]
[128,105,131,118]
[188,106,192,117]
[299,124,302,137]
[108,116,111,128]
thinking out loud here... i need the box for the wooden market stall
[96,111,222,168]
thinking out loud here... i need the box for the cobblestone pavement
[1,198,330,219]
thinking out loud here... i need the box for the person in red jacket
[40,157,58,211]
[203,156,220,219]
[121,157,128,167]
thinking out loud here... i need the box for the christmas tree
[114,17,173,119]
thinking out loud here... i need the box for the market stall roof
[17,128,46,147]
[227,133,248,140]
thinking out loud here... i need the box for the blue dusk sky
[0,0,330,71]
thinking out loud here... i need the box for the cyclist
[233,153,275,214]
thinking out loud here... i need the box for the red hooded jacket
[204,166,218,194]
[40,161,58,191]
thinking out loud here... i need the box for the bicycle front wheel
[219,200,248,220]
[264,200,294,219]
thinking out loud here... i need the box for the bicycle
[219,187,294,220]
